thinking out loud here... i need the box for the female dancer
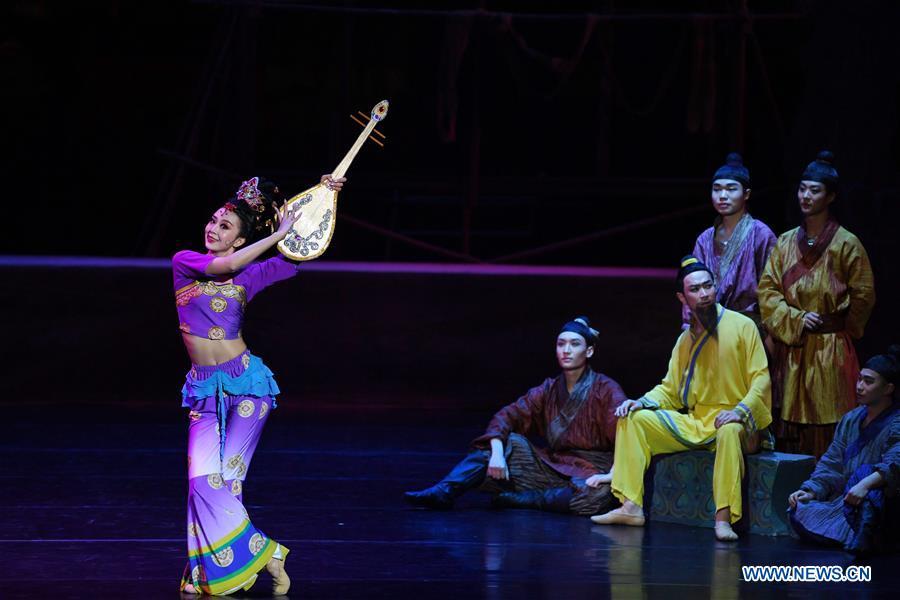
[175,174,344,595]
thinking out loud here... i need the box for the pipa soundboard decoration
[278,99,389,261]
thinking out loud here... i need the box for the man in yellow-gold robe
[758,151,875,458]
[591,256,772,541]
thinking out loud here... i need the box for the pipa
[277,99,389,261]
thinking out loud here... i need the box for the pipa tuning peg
[349,111,386,148]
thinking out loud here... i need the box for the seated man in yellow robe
[591,256,772,541]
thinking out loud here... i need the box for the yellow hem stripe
[188,519,251,558]
[202,539,277,595]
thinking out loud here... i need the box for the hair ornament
[237,177,265,212]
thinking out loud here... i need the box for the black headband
[560,317,598,346]
[676,255,714,292]
[712,152,750,188]
[864,345,900,385]
[801,150,839,191]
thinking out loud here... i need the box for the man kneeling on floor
[591,256,772,541]
[405,316,626,516]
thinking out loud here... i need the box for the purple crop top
[173,250,300,340]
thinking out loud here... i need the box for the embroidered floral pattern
[208,326,225,340]
[187,522,199,537]
[230,479,242,496]
[213,546,235,567]
[218,285,245,302]
[191,565,202,585]
[226,454,247,478]
[249,533,265,555]
[176,284,203,307]
[207,473,224,489]
[210,297,228,313]
[237,400,255,418]
[199,281,246,306]
[259,402,269,420]
[241,353,251,370]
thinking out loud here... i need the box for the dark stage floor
[4,403,897,599]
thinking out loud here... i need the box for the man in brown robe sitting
[404,317,626,515]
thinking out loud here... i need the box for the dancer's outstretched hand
[615,399,642,418]
[275,203,303,239]
[488,453,509,480]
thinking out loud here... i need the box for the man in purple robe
[683,153,776,330]
[404,317,626,516]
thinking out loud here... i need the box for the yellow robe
[610,306,772,523]
[758,226,875,425]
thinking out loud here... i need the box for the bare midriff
[181,332,248,366]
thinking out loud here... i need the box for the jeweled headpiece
[220,176,281,240]
[237,177,265,212]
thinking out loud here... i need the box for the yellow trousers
[611,410,745,524]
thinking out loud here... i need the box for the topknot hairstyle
[712,152,751,188]
[800,150,839,192]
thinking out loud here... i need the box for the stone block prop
[645,450,816,536]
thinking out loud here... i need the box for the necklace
[716,225,733,248]
[806,236,816,247]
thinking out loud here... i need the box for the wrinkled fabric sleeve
[235,255,301,302]
[873,417,900,494]
[801,413,851,500]
[842,238,876,340]
[471,380,551,448]
[172,250,216,288]
[640,341,685,411]
[733,321,773,433]
[758,242,806,346]
[597,377,627,447]
[754,224,777,278]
